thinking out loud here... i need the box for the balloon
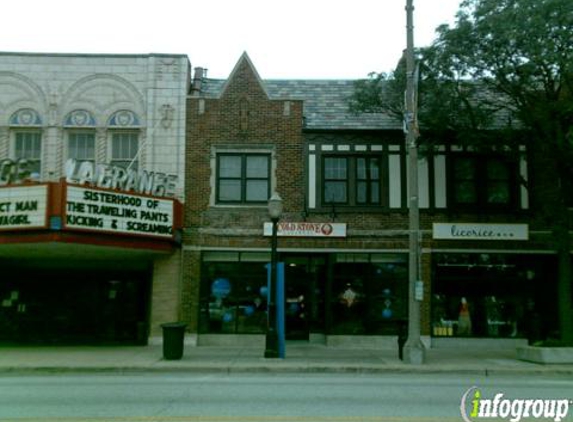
[211,278,231,299]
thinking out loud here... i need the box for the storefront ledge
[197,334,265,348]
[326,335,398,350]
[432,337,528,350]
[517,346,573,364]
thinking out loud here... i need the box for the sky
[1,0,462,80]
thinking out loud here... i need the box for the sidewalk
[0,343,571,375]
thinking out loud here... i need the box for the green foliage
[349,0,573,152]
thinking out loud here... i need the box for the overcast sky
[1,0,462,79]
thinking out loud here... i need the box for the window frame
[13,130,42,175]
[67,131,96,163]
[449,153,518,210]
[320,153,386,208]
[216,152,271,205]
[110,131,139,171]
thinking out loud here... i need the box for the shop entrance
[283,255,326,340]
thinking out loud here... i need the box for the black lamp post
[264,192,283,358]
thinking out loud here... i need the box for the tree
[350,0,573,343]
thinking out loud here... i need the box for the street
[0,372,571,421]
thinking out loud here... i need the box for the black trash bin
[161,322,187,360]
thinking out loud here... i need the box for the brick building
[183,53,561,350]
[0,52,189,344]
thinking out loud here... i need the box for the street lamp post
[403,0,425,365]
[265,192,283,358]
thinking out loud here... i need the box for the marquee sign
[264,222,347,238]
[0,185,48,230]
[65,159,178,198]
[432,223,529,241]
[65,186,175,239]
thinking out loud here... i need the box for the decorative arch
[63,109,96,127]
[61,74,145,125]
[0,71,48,125]
[107,109,141,128]
[9,108,43,126]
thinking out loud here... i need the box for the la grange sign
[0,158,179,198]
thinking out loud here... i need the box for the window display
[431,253,557,340]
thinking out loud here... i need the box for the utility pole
[403,0,425,365]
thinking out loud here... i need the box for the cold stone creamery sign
[433,223,529,241]
[263,222,347,238]
[0,185,47,230]
[66,186,174,239]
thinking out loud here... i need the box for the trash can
[161,322,187,360]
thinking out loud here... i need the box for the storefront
[0,178,183,345]
[197,250,408,340]
[430,223,558,342]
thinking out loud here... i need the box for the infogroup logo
[460,386,572,422]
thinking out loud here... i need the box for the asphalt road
[0,372,571,422]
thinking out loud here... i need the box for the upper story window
[108,110,141,172]
[450,154,516,209]
[217,153,270,204]
[68,132,95,163]
[111,132,139,171]
[14,131,42,175]
[64,110,97,165]
[9,109,43,176]
[322,155,383,206]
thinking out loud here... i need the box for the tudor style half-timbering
[183,54,560,350]
[0,52,189,344]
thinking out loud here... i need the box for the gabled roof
[199,78,401,131]
[218,52,269,99]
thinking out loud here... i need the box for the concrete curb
[1,364,572,376]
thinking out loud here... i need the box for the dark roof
[198,79,401,131]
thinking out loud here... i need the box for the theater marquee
[65,186,175,239]
[0,185,48,230]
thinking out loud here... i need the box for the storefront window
[199,252,407,337]
[431,253,557,340]
[199,254,270,335]
[330,254,407,335]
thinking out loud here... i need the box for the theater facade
[0,52,188,344]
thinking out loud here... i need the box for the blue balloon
[382,308,393,319]
[244,305,255,316]
[222,312,233,323]
[259,286,268,298]
[211,278,231,299]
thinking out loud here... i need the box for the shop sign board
[0,185,48,230]
[432,223,529,241]
[65,186,174,239]
[263,222,347,238]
